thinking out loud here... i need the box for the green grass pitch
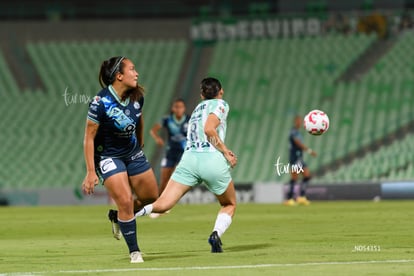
[1,201,413,275]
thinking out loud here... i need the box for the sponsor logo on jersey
[134,102,141,110]
[100,158,117,174]
[194,103,206,113]
[107,106,135,132]
[131,150,144,160]
[186,141,211,150]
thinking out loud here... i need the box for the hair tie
[109,57,125,79]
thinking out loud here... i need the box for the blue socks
[300,177,311,197]
[287,179,295,199]
[118,217,140,253]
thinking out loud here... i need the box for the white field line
[2,259,414,275]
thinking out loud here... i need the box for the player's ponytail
[201,77,222,99]
[125,84,145,103]
[98,56,144,102]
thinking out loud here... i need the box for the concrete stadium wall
[0,19,192,44]
[1,181,414,206]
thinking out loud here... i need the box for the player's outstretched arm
[293,138,317,157]
[204,114,237,168]
[149,122,164,146]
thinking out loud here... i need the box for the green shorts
[171,151,232,195]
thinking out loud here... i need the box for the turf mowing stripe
[2,259,414,275]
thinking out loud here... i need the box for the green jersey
[186,99,229,153]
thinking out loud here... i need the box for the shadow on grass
[143,253,198,262]
[142,243,273,261]
[226,243,273,252]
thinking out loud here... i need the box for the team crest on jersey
[125,109,130,116]
[134,102,141,110]
[91,96,101,105]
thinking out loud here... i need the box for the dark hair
[200,77,222,99]
[98,56,144,102]
[170,98,186,115]
[172,98,186,105]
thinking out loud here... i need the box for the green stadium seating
[0,40,187,189]
[207,34,377,183]
[1,31,413,189]
[207,32,414,184]
[0,51,19,94]
[316,134,414,183]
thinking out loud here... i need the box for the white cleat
[149,210,171,219]
[108,209,122,240]
[112,221,122,240]
[149,213,161,219]
[130,251,144,263]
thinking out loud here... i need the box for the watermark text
[352,245,381,252]
[63,87,93,106]
[274,156,304,176]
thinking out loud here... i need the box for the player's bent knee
[116,197,134,212]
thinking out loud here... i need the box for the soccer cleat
[130,251,144,263]
[149,209,171,219]
[108,209,122,240]
[283,199,297,206]
[208,231,223,253]
[296,196,310,206]
[149,213,161,219]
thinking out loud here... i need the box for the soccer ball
[303,110,329,135]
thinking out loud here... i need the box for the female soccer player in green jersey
[136,77,237,253]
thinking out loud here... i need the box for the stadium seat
[0,39,187,189]
[207,34,376,183]
[0,50,19,94]
[2,31,413,188]
[317,134,414,182]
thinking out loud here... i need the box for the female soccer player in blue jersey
[148,99,189,218]
[150,99,189,204]
[82,56,158,263]
[135,77,238,253]
[285,115,317,206]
